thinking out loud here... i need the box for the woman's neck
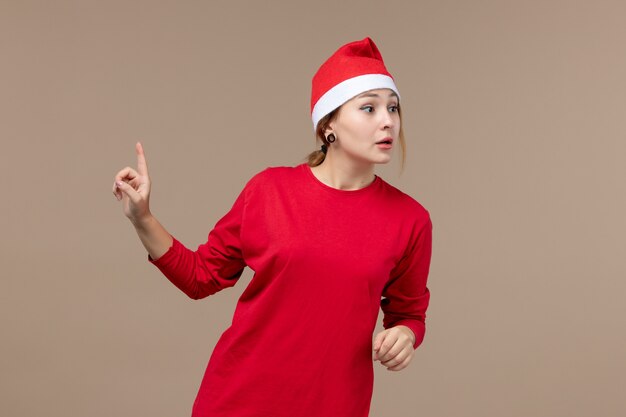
[309,155,376,191]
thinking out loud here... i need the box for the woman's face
[327,88,400,166]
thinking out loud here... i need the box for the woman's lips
[375,137,394,149]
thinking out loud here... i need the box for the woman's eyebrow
[356,91,399,99]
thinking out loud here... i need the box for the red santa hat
[310,37,400,131]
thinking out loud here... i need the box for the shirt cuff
[147,237,179,266]
[392,319,426,349]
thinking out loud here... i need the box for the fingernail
[115,181,123,187]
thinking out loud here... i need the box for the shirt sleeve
[381,215,433,349]
[147,182,250,300]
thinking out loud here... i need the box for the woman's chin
[372,154,393,165]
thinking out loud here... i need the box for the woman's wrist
[131,212,155,230]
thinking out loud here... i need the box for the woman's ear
[322,108,339,138]
[324,122,335,138]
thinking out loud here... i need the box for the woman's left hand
[372,325,416,371]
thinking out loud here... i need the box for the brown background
[2,1,625,416]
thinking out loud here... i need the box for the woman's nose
[380,111,395,129]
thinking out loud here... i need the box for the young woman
[112,37,432,417]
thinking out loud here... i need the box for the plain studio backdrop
[1,1,625,416]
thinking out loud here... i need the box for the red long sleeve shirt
[149,163,433,417]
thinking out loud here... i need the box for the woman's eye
[361,104,399,113]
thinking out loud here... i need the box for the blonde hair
[305,104,406,172]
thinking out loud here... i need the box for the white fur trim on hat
[311,74,400,131]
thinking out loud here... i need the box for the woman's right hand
[112,141,152,226]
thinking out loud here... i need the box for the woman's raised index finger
[135,141,149,175]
